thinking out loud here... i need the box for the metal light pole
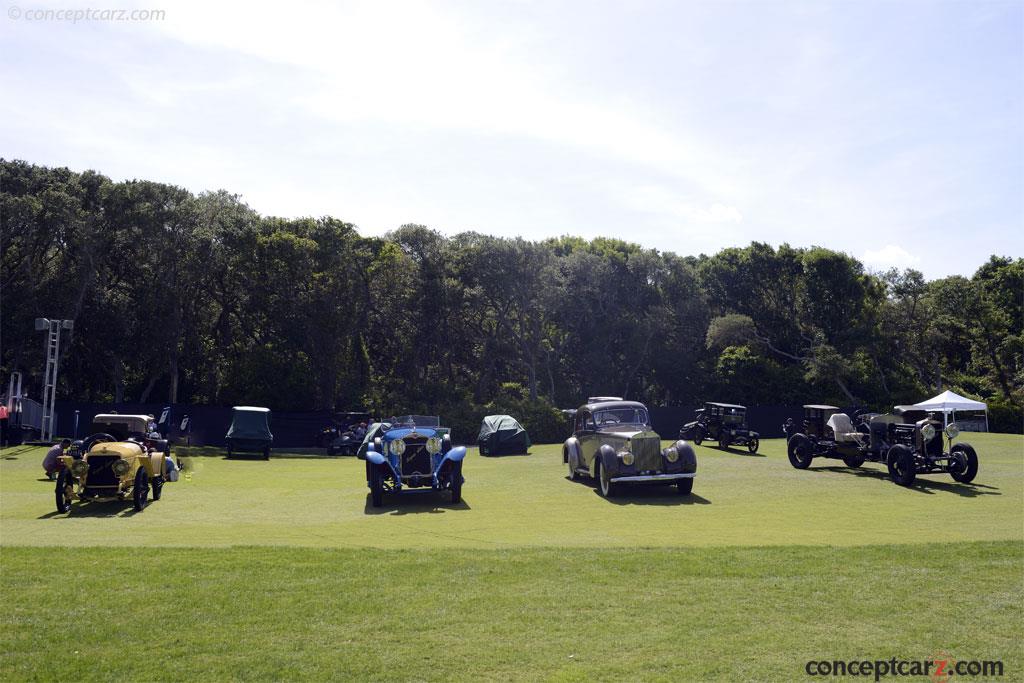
[35,318,74,442]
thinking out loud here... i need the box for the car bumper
[610,472,696,483]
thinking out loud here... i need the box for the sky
[2,0,1021,279]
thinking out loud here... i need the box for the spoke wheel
[55,469,74,514]
[747,437,759,454]
[132,467,150,511]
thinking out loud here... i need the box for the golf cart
[225,406,273,459]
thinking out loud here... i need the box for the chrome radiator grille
[632,437,662,471]
[400,439,431,476]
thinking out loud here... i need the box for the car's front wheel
[718,437,730,449]
[787,434,814,469]
[747,437,759,454]
[676,477,693,495]
[449,460,463,504]
[263,446,270,461]
[133,467,150,511]
[949,444,979,484]
[693,428,703,446]
[369,466,384,507]
[151,475,164,500]
[886,445,916,486]
[55,469,73,514]
[596,459,618,498]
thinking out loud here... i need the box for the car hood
[598,428,660,441]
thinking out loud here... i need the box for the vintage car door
[576,410,600,469]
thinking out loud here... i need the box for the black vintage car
[563,398,697,497]
[679,402,759,453]
[785,404,979,487]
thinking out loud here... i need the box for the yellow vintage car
[55,414,175,513]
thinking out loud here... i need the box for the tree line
[2,159,1021,438]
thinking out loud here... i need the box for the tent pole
[984,410,989,433]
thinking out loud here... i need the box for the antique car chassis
[785,405,979,487]
[680,402,759,452]
[361,416,466,507]
[54,414,173,513]
[564,399,697,497]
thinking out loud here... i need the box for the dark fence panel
[650,405,805,440]
[53,402,843,447]
[53,402,335,448]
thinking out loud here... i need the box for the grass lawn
[2,434,1022,680]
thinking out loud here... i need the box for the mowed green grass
[1,434,1022,548]
[1,434,1022,681]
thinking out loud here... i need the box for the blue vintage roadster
[360,415,466,507]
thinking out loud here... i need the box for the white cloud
[862,244,921,270]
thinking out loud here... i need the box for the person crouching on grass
[42,439,71,480]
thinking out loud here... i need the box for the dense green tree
[2,160,1020,432]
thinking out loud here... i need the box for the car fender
[674,440,697,472]
[595,443,617,477]
[439,446,466,466]
[140,453,163,478]
[365,449,387,466]
[563,437,581,464]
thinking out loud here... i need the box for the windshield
[593,407,649,428]
[389,415,440,428]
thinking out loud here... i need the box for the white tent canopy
[909,390,988,431]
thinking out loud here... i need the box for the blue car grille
[632,437,662,471]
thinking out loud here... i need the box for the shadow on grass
[814,465,1001,497]
[2,445,39,459]
[38,501,143,519]
[565,476,711,505]
[363,493,471,516]
[716,445,766,458]
[597,487,712,506]
[477,451,532,458]
[177,447,343,460]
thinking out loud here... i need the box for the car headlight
[944,423,960,439]
[921,424,936,441]
[112,459,131,476]
[665,447,679,463]
[618,450,634,466]
[426,436,443,455]
[389,439,406,456]
[71,460,89,477]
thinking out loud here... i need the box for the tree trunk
[113,358,125,403]
[168,356,179,403]
[139,373,160,403]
